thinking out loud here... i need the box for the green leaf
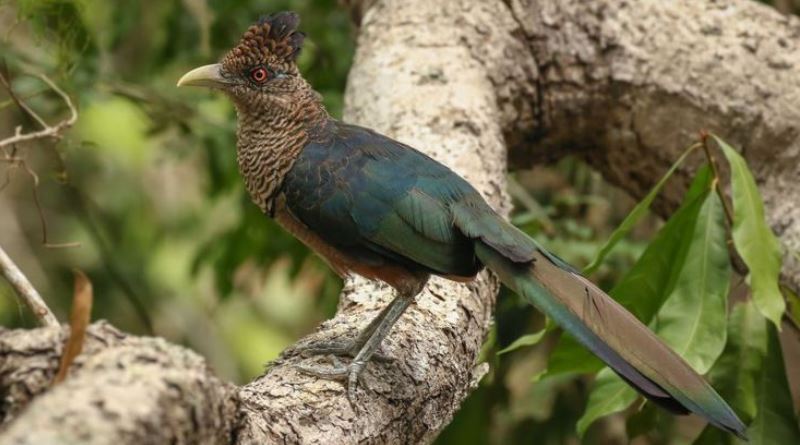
[626,404,672,443]
[694,425,735,445]
[576,368,637,437]
[497,328,547,355]
[612,170,712,322]
[540,334,603,380]
[748,323,800,444]
[583,144,697,275]
[654,191,731,373]
[783,285,800,333]
[694,301,768,444]
[710,301,768,420]
[715,135,785,328]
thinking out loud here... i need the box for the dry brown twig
[0,244,58,327]
[54,270,93,383]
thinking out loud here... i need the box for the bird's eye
[250,67,269,83]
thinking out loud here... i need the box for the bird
[177,11,746,439]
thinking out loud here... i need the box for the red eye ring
[250,67,269,83]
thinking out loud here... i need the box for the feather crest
[222,11,305,74]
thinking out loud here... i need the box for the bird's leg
[296,292,416,402]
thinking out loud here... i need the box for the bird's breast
[235,123,307,214]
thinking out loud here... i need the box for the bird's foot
[295,338,392,362]
[295,355,367,403]
[294,295,414,403]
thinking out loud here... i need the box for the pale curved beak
[177,64,227,88]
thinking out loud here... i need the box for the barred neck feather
[235,81,329,214]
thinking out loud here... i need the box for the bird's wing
[282,122,481,277]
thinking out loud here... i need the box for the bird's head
[178,12,314,114]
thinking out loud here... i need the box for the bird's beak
[177,64,227,88]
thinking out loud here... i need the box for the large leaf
[654,191,730,373]
[626,404,673,443]
[748,324,800,444]
[715,136,784,327]
[583,145,696,275]
[540,334,603,379]
[541,167,714,380]
[575,368,638,437]
[709,301,768,421]
[612,167,713,322]
[694,301,767,444]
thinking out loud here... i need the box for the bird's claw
[295,356,367,403]
[296,338,393,363]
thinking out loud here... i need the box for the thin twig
[700,132,735,227]
[1,147,80,248]
[0,71,48,129]
[67,185,155,333]
[699,131,750,277]
[0,71,81,248]
[0,244,59,327]
[20,161,80,249]
[0,73,78,149]
[0,88,50,111]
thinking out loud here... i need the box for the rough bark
[2,0,799,444]
[0,322,238,444]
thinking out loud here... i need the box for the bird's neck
[235,87,329,215]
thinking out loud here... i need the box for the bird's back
[281,120,488,279]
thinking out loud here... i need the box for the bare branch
[0,73,78,149]
[0,244,58,327]
[0,71,81,249]
[0,70,49,129]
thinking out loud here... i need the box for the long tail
[472,228,746,439]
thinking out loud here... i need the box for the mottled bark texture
[0,322,238,444]
[2,0,798,444]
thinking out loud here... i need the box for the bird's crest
[221,11,305,75]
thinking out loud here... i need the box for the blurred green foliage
[1,1,798,444]
[1,0,353,381]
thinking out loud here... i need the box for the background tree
[0,0,798,444]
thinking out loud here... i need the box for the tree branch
[0,322,238,444]
[0,73,78,149]
[0,71,82,249]
[0,244,58,327]
[1,1,799,444]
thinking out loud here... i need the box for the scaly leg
[296,292,415,402]
[295,295,407,360]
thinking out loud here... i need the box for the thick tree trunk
[0,322,239,444]
[234,0,512,441]
[1,0,798,444]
